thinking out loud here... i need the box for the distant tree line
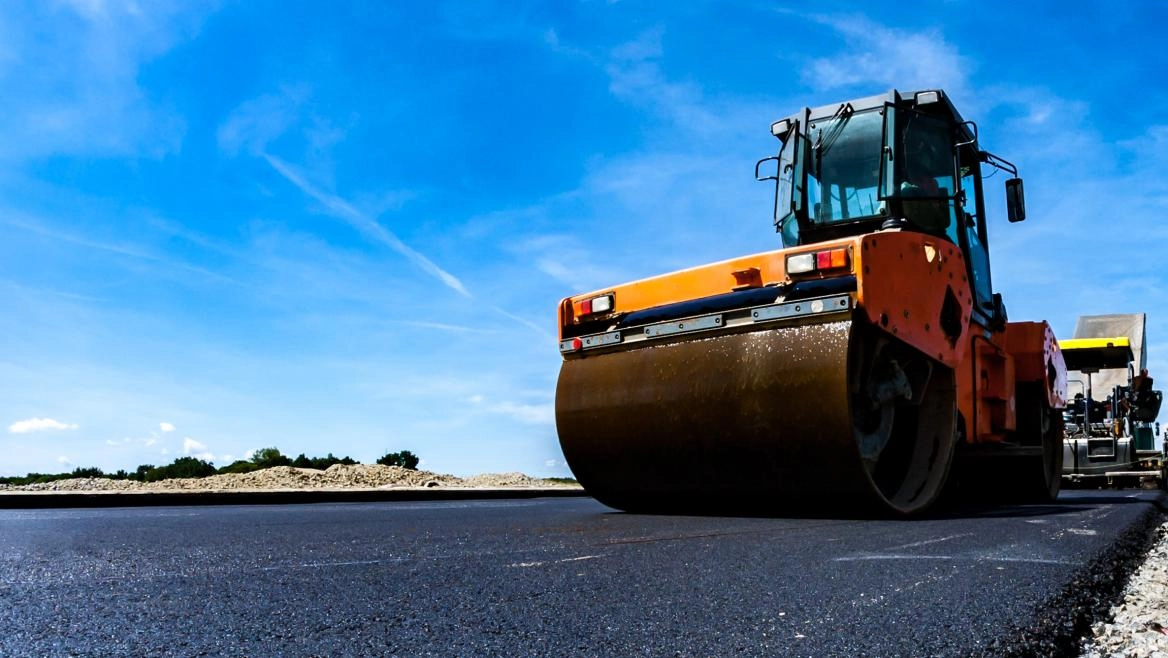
[0,447,418,486]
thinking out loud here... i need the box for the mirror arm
[979,150,1018,177]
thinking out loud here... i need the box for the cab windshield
[771,103,962,247]
[805,108,886,225]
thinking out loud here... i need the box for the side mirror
[990,292,1008,330]
[1006,177,1026,223]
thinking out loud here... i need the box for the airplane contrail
[264,154,471,298]
[265,154,555,340]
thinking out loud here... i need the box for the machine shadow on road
[592,492,1164,523]
[928,492,1166,520]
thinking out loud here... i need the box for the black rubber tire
[998,384,1064,503]
[947,383,1062,504]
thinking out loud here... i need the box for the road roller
[555,89,1068,515]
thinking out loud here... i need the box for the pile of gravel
[1081,520,1168,657]
[0,464,578,492]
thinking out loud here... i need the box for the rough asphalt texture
[0,491,1163,657]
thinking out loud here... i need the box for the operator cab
[757,88,1026,326]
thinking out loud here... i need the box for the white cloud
[8,417,80,434]
[217,85,311,156]
[516,233,632,292]
[56,455,73,466]
[159,422,175,432]
[604,29,727,138]
[799,15,972,97]
[182,437,205,453]
[0,3,210,161]
[2,213,242,288]
[469,396,555,425]
[182,437,214,462]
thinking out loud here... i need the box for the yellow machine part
[555,319,958,515]
[1059,337,1134,372]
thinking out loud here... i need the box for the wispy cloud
[9,417,79,434]
[604,28,753,140]
[264,154,471,297]
[488,305,555,340]
[469,395,554,425]
[218,84,312,156]
[514,234,629,292]
[797,14,972,96]
[2,214,242,288]
[0,2,210,161]
[102,422,170,449]
[394,320,496,334]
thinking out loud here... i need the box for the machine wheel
[850,330,958,514]
[949,384,1063,504]
[1000,384,1064,502]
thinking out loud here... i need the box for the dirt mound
[462,472,551,487]
[0,466,578,492]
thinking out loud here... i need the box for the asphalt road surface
[1,491,1164,657]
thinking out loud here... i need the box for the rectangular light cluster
[577,293,613,317]
[786,247,849,275]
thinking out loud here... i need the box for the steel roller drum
[555,320,957,515]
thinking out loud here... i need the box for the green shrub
[144,457,216,482]
[70,466,104,479]
[292,452,357,470]
[250,447,292,469]
[217,460,261,474]
[376,450,419,470]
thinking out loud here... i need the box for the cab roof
[771,89,974,144]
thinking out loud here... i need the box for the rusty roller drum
[556,319,957,515]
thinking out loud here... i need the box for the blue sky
[2,1,1166,477]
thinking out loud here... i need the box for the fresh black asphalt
[1,491,1164,657]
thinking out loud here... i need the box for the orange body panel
[560,231,974,368]
[557,229,1064,448]
[964,334,1016,442]
[1003,321,1068,409]
[558,245,808,339]
[852,231,972,368]
[955,320,1067,445]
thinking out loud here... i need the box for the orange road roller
[555,89,1067,515]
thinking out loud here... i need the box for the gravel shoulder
[1082,519,1168,657]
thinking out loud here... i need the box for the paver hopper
[1061,314,1164,488]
